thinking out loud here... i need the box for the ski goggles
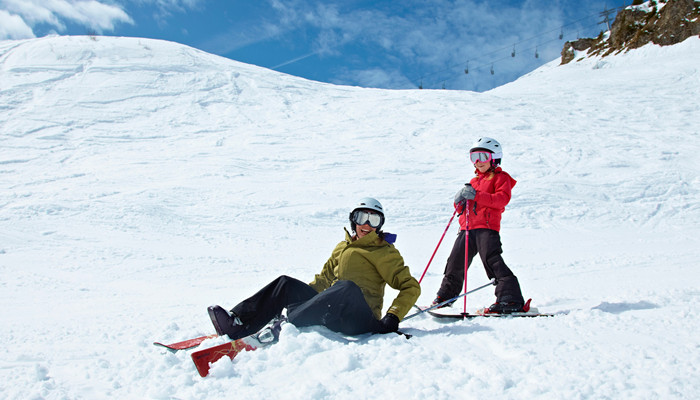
[469,151,493,164]
[351,210,383,228]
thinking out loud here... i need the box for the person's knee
[276,275,306,287]
[334,280,363,295]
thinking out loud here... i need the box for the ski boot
[431,295,456,309]
[208,305,245,339]
[486,302,524,314]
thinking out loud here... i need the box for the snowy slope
[1,35,699,399]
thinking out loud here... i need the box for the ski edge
[153,334,218,352]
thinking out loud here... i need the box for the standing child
[432,137,525,313]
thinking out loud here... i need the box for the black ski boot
[431,295,456,309]
[486,302,524,314]
[208,305,245,339]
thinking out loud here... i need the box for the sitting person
[208,197,421,339]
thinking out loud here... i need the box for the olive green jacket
[309,228,421,321]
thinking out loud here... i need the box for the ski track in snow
[1,35,699,399]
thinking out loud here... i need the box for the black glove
[454,184,476,204]
[377,313,399,334]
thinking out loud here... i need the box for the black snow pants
[229,275,382,337]
[437,229,524,304]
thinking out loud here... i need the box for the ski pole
[418,208,458,284]
[403,278,496,321]
[463,205,469,314]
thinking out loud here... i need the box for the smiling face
[351,209,381,239]
[354,209,381,238]
[355,221,377,239]
[474,159,491,173]
[470,150,494,173]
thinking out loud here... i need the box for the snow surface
[1,34,699,399]
[629,0,668,13]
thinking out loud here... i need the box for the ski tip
[152,342,177,353]
[523,298,532,312]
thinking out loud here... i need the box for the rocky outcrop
[561,0,700,64]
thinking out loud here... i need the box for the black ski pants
[230,275,381,337]
[437,229,524,305]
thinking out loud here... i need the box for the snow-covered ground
[1,34,699,399]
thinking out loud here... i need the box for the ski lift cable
[413,4,626,88]
[415,6,625,89]
[427,26,597,89]
[415,28,578,88]
[434,52,519,87]
[512,5,625,47]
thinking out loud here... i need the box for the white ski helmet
[349,197,385,231]
[470,137,503,164]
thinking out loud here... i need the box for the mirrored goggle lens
[353,210,382,228]
[470,151,492,163]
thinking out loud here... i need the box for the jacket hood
[343,227,392,246]
[475,166,517,189]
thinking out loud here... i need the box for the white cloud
[197,24,287,56]
[343,67,414,89]
[258,0,577,89]
[135,0,203,28]
[0,9,35,39]
[71,1,133,30]
[0,0,134,40]
[145,0,201,12]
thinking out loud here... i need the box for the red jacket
[456,167,516,232]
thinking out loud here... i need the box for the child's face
[474,160,491,173]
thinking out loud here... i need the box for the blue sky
[0,0,630,91]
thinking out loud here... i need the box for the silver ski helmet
[349,197,385,232]
[470,136,503,165]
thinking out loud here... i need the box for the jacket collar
[475,165,502,176]
[344,227,383,245]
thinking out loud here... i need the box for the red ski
[191,336,258,377]
[191,318,284,377]
[153,334,218,351]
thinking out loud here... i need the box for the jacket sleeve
[374,246,421,320]
[308,242,343,292]
[473,173,514,209]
